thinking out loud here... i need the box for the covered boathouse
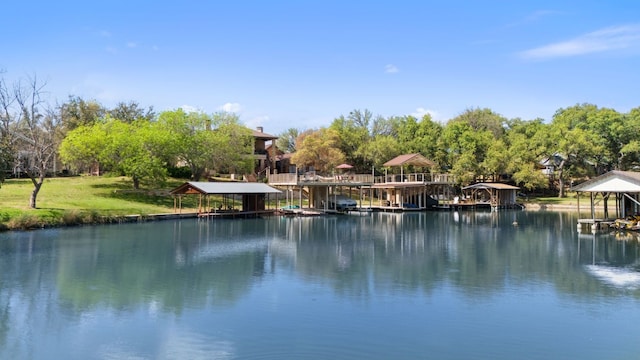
[371,153,448,211]
[459,183,521,210]
[571,170,640,231]
[170,181,282,218]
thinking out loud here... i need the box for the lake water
[1,211,639,359]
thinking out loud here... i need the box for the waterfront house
[251,127,279,178]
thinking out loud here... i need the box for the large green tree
[157,109,218,181]
[392,114,443,167]
[103,119,167,189]
[569,105,633,173]
[330,109,375,172]
[548,104,603,197]
[503,118,551,191]
[58,123,107,174]
[620,107,640,169]
[108,100,155,123]
[291,128,346,173]
[210,111,254,175]
[60,117,168,189]
[59,95,106,133]
[439,108,506,184]
[358,135,401,171]
[276,127,299,153]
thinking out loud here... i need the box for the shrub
[7,214,44,230]
[167,166,192,179]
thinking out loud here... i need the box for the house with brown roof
[265,144,294,174]
[251,127,279,178]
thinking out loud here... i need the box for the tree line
[283,106,640,198]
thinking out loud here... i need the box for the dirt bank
[524,203,616,212]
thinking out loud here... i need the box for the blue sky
[3,1,640,134]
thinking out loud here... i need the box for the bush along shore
[0,210,200,232]
[2,203,609,232]
[1,210,123,232]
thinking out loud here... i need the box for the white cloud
[524,10,559,22]
[180,105,201,113]
[384,64,399,74]
[411,107,442,121]
[126,42,138,48]
[218,102,242,113]
[99,30,111,37]
[72,73,120,105]
[244,115,270,131]
[506,10,560,28]
[520,24,640,59]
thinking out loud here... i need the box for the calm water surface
[1,211,639,359]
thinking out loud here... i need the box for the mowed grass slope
[0,176,198,230]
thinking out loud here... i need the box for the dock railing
[268,173,298,185]
[268,172,374,185]
[268,172,454,185]
[374,173,455,184]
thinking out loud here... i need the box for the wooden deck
[197,210,279,219]
[576,218,616,232]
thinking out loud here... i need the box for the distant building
[266,144,294,174]
[540,155,563,177]
[251,127,279,177]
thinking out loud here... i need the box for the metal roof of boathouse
[170,181,282,195]
[571,170,640,193]
[462,183,519,190]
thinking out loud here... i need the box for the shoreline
[0,203,618,232]
[523,203,616,212]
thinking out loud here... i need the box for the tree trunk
[191,165,204,181]
[558,176,566,198]
[132,176,140,190]
[557,159,566,198]
[29,178,43,209]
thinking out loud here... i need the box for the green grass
[525,196,578,205]
[0,176,199,230]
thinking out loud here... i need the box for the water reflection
[2,213,640,310]
[1,211,640,358]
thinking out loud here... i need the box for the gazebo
[383,153,436,182]
[370,153,438,210]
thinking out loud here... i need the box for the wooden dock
[197,210,278,219]
[576,218,616,232]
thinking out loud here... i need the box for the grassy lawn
[0,176,199,230]
[524,195,579,205]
